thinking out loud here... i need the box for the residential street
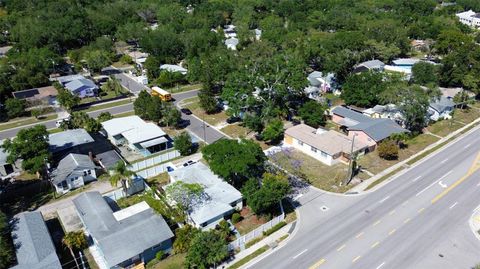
[246,125,480,269]
[0,87,226,144]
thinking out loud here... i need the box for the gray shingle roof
[332,106,408,141]
[73,192,174,267]
[51,153,97,185]
[429,96,455,113]
[10,212,61,269]
[356,59,385,70]
[49,129,95,153]
[64,78,97,93]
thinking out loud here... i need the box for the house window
[298,141,303,146]
[311,146,317,153]
[83,171,87,176]
[321,151,328,158]
[87,170,91,175]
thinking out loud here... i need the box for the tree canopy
[185,230,229,269]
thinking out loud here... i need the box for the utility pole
[344,134,357,186]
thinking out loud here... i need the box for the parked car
[166,166,175,172]
[180,108,192,115]
[226,116,241,124]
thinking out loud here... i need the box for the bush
[263,221,287,236]
[155,250,165,261]
[378,139,399,160]
[231,213,242,224]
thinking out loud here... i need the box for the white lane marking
[413,176,422,182]
[441,158,449,164]
[336,244,346,251]
[378,196,390,204]
[293,194,303,200]
[402,201,409,206]
[292,249,308,259]
[438,181,447,188]
[376,262,386,269]
[464,143,472,149]
[416,170,453,196]
[449,202,458,209]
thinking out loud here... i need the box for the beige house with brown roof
[284,124,368,166]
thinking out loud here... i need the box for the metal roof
[101,116,166,144]
[49,129,95,153]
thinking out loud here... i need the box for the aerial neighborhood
[1,1,480,269]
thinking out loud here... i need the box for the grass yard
[82,99,132,112]
[146,172,170,188]
[0,114,57,131]
[358,133,440,175]
[182,97,229,126]
[150,253,186,269]
[228,246,269,269]
[113,110,135,118]
[166,83,202,93]
[270,149,351,193]
[427,119,465,137]
[221,124,251,138]
[453,107,480,124]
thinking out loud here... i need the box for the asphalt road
[248,125,480,269]
[0,89,226,144]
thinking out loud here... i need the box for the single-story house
[51,153,98,194]
[101,116,171,156]
[362,104,405,126]
[428,96,456,121]
[225,37,239,50]
[50,74,85,84]
[385,58,437,79]
[331,106,408,149]
[223,24,237,38]
[168,162,243,229]
[73,192,174,269]
[9,211,62,269]
[64,77,98,98]
[127,51,149,68]
[12,86,58,105]
[284,124,368,166]
[160,64,188,75]
[352,59,385,73]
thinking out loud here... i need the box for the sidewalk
[469,205,480,242]
[350,117,480,193]
[222,221,296,268]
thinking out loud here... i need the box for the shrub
[232,213,242,224]
[378,139,399,160]
[263,221,287,236]
[155,250,165,261]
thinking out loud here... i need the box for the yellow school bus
[151,86,172,101]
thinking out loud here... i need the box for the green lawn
[149,253,186,269]
[82,99,132,112]
[270,149,352,193]
[228,246,269,269]
[183,97,229,126]
[221,124,251,138]
[113,111,135,118]
[453,107,480,124]
[427,119,465,137]
[358,133,440,175]
[0,114,57,131]
[166,83,202,93]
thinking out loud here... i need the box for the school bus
[151,86,172,101]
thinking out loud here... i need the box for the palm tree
[109,161,136,194]
[62,231,87,269]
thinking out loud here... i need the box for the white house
[160,64,188,75]
[225,37,239,50]
[51,153,98,194]
[456,10,480,28]
[428,96,456,121]
[284,124,367,166]
[167,162,243,230]
[101,116,171,156]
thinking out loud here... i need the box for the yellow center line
[371,241,380,248]
[404,218,411,224]
[418,208,425,213]
[388,229,396,236]
[309,259,326,269]
[432,152,480,204]
[355,232,364,238]
[352,256,361,263]
[373,220,381,226]
[337,244,346,251]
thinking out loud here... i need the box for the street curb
[238,205,302,269]
[468,204,480,242]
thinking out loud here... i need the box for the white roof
[113,201,150,221]
[101,116,166,144]
[160,64,188,74]
[384,65,412,74]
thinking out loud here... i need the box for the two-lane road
[248,125,480,269]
